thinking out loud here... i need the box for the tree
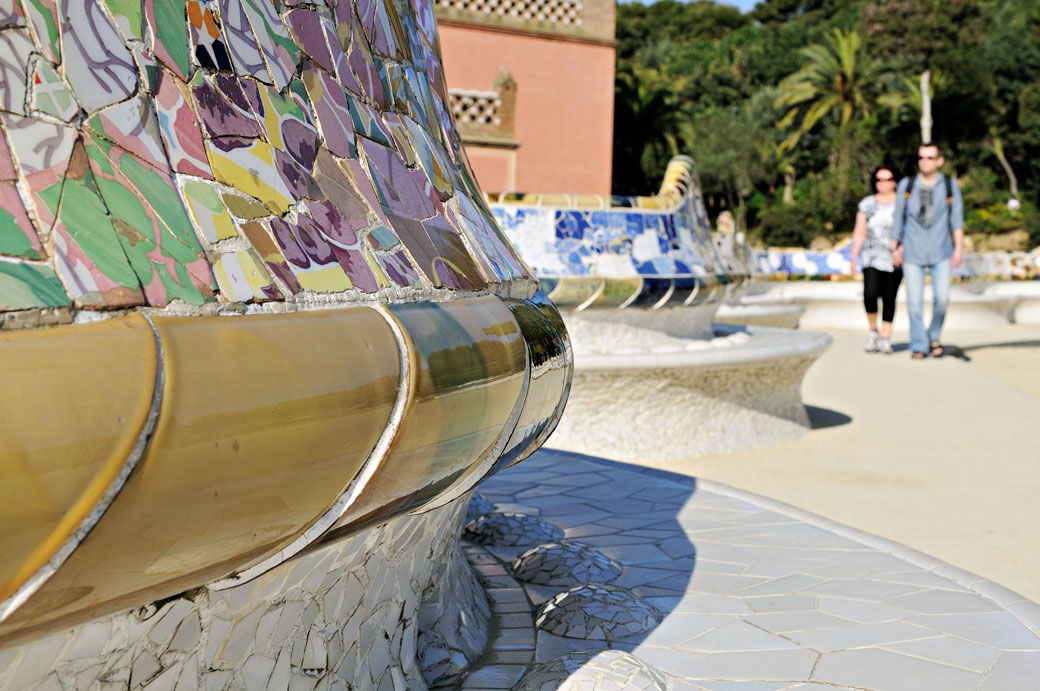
[774,28,885,151]
[861,0,992,153]
[612,64,685,194]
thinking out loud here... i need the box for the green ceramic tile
[0,260,70,309]
[23,0,61,62]
[101,0,143,40]
[53,145,140,291]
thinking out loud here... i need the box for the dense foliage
[613,0,1040,248]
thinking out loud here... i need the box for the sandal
[911,351,927,360]
[929,341,945,358]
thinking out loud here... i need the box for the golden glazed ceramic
[592,277,644,308]
[322,296,527,536]
[496,293,573,470]
[0,308,401,642]
[546,277,605,311]
[0,315,158,605]
[0,0,574,654]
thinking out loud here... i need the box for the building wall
[438,24,616,196]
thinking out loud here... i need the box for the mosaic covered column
[0,0,571,686]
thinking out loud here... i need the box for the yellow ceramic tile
[206,139,294,214]
[181,179,238,244]
[546,277,604,310]
[294,264,354,293]
[0,315,157,604]
[575,194,606,209]
[497,293,572,469]
[323,296,526,537]
[0,308,401,641]
[213,251,280,302]
[592,277,644,308]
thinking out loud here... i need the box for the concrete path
[636,324,1040,604]
[459,450,1040,690]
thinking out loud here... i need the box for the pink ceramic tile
[154,69,213,178]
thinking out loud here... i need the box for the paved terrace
[456,323,1040,689]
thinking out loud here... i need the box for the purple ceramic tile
[192,75,262,138]
[302,65,356,159]
[285,8,334,72]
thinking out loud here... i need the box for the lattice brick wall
[436,0,583,26]
[450,90,502,127]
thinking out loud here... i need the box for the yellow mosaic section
[0,308,401,641]
[0,315,157,604]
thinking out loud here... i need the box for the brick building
[435,0,616,195]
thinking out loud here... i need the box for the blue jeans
[903,258,951,353]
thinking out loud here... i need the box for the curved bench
[0,1,570,688]
[981,280,1040,324]
[552,318,831,461]
[490,157,830,461]
[744,280,1017,329]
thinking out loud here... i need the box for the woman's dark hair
[871,165,899,188]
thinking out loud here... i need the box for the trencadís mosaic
[0,0,530,316]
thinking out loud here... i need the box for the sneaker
[878,338,894,354]
[863,330,879,352]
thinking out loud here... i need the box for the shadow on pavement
[804,405,853,430]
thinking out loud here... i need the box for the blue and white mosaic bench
[488,157,831,462]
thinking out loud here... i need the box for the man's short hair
[919,142,943,157]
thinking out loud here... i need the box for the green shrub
[755,204,815,246]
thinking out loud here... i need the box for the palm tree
[613,64,685,193]
[774,28,886,152]
[878,70,949,144]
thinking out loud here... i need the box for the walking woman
[850,165,902,353]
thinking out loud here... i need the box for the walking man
[891,143,965,359]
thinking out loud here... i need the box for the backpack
[902,173,953,232]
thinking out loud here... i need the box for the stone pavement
[651,323,1040,603]
[458,449,1040,690]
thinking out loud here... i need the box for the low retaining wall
[548,315,831,462]
[744,281,1016,330]
[983,281,1040,324]
[715,301,805,329]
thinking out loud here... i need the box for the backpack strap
[943,173,953,233]
[901,175,916,231]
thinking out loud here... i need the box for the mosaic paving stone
[145,0,191,79]
[466,493,495,524]
[463,449,1040,689]
[511,542,623,588]
[465,513,565,548]
[85,137,215,305]
[86,96,169,172]
[536,584,662,641]
[50,139,146,307]
[515,650,669,691]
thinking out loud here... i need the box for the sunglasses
[875,177,894,182]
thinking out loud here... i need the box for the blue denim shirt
[891,174,965,265]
